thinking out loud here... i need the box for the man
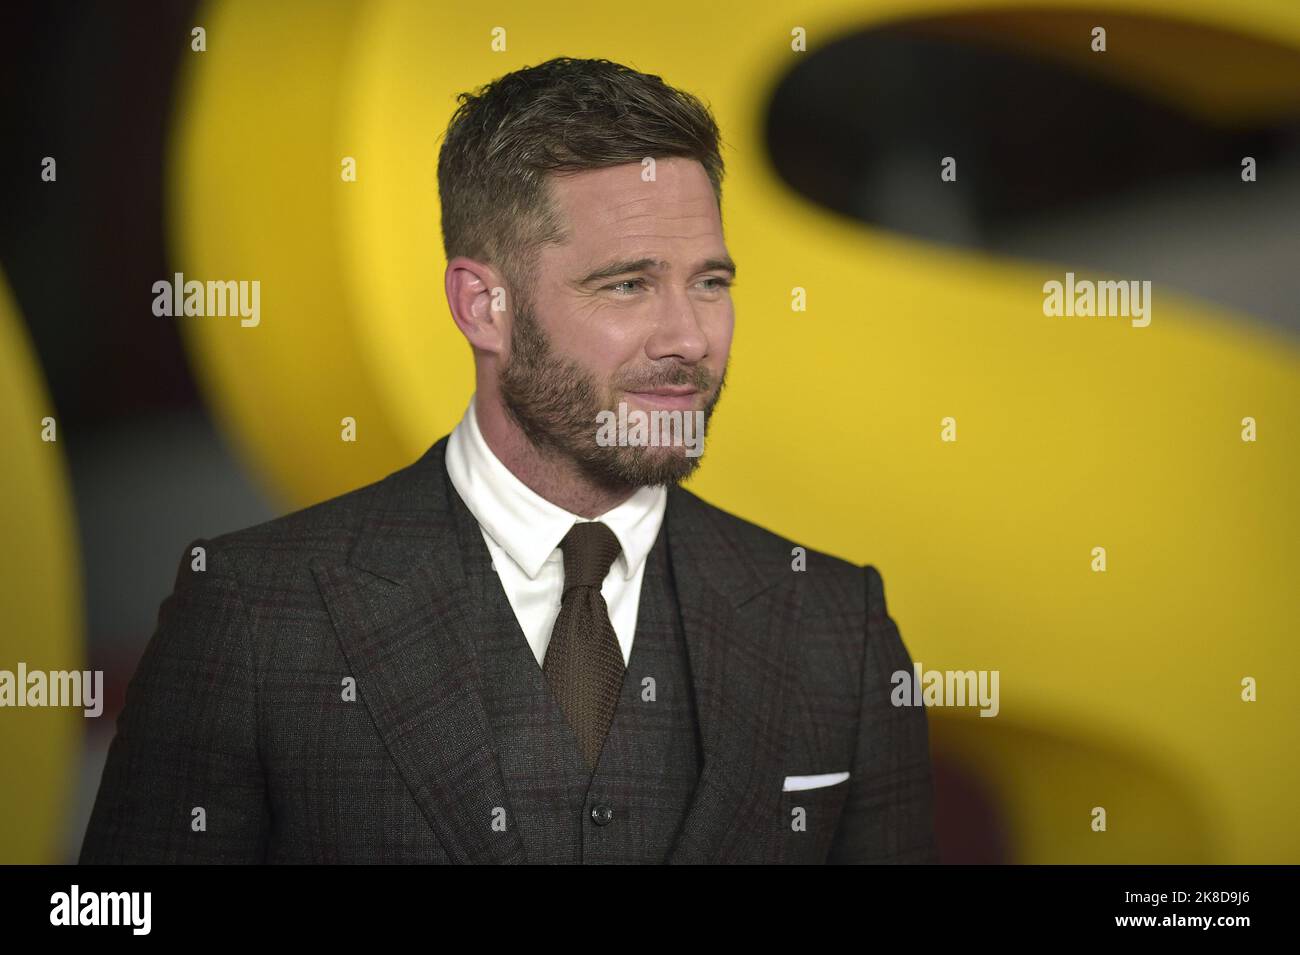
[80,57,938,864]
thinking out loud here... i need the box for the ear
[445,256,510,354]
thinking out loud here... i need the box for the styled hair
[437,57,726,298]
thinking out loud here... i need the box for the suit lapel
[310,437,525,863]
[664,486,802,863]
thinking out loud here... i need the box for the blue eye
[605,279,645,294]
[700,277,732,291]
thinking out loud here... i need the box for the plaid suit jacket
[79,436,938,864]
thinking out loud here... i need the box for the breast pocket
[777,775,852,864]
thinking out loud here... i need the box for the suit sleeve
[79,539,270,863]
[827,565,939,863]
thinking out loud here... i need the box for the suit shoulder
[678,488,864,605]
[180,467,397,582]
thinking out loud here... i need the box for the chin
[622,447,705,487]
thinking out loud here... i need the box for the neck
[474,389,636,519]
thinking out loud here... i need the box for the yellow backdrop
[0,270,82,862]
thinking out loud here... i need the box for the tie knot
[559,521,621,591]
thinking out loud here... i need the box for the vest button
[589,804,614,826]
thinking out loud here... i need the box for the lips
[624,387,700,410]
[631,386,697,397]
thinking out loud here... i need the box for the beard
[498,295,727,491]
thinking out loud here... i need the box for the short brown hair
[437,57,726,298]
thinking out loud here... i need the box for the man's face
[498,156,735,490]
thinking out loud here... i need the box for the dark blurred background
[1,2,276,862]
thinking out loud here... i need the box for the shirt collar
[445,394,667,581]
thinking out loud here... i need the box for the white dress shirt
[444,394,668,668]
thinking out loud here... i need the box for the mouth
[623,386,700,411]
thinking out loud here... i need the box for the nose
[645,286,709,364]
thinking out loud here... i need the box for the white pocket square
[782,771,850,792]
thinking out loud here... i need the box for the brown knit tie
[542,521,626,769]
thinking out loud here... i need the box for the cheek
[708,307,736,361]
[571,320,643,380]
[537,297,629,365]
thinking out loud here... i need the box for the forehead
[543,157,723,262]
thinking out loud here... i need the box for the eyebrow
[576,256,737,287]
